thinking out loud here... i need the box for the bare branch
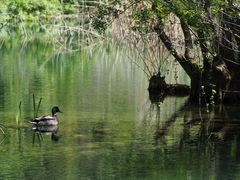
[179,18,194,60]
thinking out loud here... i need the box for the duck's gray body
[31,116,58,126]
[31,106,62,126]
[32,124,58,132]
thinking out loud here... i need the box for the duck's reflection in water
[32,125,60,145]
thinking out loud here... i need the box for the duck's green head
[52,106,62,116]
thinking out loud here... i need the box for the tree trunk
[150,8,239,104]
[152,19,202,102]
[190,75,201,102]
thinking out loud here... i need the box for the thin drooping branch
[197,29,212,70]
[179,17,195,60]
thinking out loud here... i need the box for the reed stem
[33,94,36,118]
[36,98,42,117]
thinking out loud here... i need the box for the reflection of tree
[183,105,240,142]
[149,100,188,142]
[91,121,107,142]
[148,100,240,179]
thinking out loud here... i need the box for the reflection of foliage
[143,98,240,179]
[144,96,240,155]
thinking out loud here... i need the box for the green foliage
[4,0,61,19]
[0,0,86,34]
[92,18,108,34]
[92,1,123,33]
[0,0,62,33]
[93,0,239,32]
[62,3,78,14]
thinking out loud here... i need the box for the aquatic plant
[15,101,22,127]
[32,94,42,118]
[0,124,7,145]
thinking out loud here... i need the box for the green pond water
[0,39,240,180]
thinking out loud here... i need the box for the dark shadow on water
[148,91,166,104]
[91,121,111,142]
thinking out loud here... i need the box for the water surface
[0,39,239,180]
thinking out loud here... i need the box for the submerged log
[165,84,190,96]
[148,73,190,103]
[148,72,166,93]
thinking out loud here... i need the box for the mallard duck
[31,106,62,126]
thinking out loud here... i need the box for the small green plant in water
[200,85,216,112]
[33,94,42,118]
[0,124,7,145]
[210,89,217,105]
[16,101,22,127]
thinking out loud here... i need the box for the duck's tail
[29,120,38,124]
